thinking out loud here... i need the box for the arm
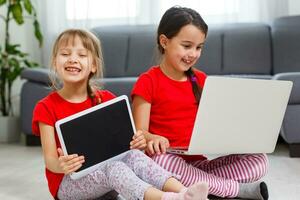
[131,95,170,155]
[39,122,85,174]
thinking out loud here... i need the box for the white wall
[288,0,300,15]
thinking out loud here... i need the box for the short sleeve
[194,70,207,88]
[97,90,116,102]
[131,73,153,103]
[32,102,55,136]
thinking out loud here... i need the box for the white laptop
[167,76,293,155]
[55,95,136,180]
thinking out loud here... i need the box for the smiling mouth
[65,66,81,72]
[182,58,193,65]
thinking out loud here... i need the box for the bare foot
[184,182,209,200]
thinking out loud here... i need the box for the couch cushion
[102,77,137,100]
[196,25,223,75]
[281,105,300,143]
[21,68,51,84]
[222,23,272,75]
[273,72,300,104]
[21,81,51,135]
[92,31,128,77]
[272,16,300,74]
[126,32,157,76]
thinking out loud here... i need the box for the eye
[182,44,191,49]
[196,45,204,51]
[60,52,69,56]
[78,51,88,57]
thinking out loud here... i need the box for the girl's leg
[121,150,209,199]
[192,153,269,183]
[58,151,209,200]
[106,159,209,200]
[152,153,239,198]
[104,160,152,200]
[122,149,177,191]
[57,159,161,200]
[193,153,269,200]
[57,168,112,200]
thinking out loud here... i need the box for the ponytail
[185,68,202,104]
[87,82,101,106]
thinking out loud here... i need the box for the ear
[159,34,168,49]
[91,64,97,73]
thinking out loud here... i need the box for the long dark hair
[157,6,208,103]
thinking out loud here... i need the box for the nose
[188,49,199,59]
[67,54,79,63]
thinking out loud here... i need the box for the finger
[59,154,79,169]
[135,130,143,136]
[132,134,136,140]
[57,148,64,157]
[153,141,161,154]
[66,155,84,166]
[131,138,146,150]
[147,141,155,155]
[165,139,170,148]
[130,137,141,148]
[64,157,85,174]
[132,135,144,145]
[132,130,143,140]
[65,161,84,174]
[160,140,167,154]
[69,163,83,173]
[70,157,85,169]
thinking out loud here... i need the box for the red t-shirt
[32,90,115,198]
[131,66,207,160]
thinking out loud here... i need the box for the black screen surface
[59,99,133,171]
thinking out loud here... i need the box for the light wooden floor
[0,142,299,200]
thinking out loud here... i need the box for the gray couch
[20,16,300,157]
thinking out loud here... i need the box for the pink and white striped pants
[152,153,268,198]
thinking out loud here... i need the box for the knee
[123,149,147,161]
[257,153,269,174]
[152,153,184,163]
[127,149,144,157]
[249,153,269,181]
[151,153,187,171]
[105,161,127,176]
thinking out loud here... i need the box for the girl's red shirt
[132,66,207,161]
[32,90,115,198]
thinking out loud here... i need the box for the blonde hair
[50,29,104,104]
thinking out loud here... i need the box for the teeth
[65,67,81,72]
[183,59,192,64]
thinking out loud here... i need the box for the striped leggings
[152,153,268,198]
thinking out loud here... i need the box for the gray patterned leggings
[57,149,173,200]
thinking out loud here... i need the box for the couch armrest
[20,68,52,138]
[273,72,300,154]
[21,68,51,85]
[273,72,300,104]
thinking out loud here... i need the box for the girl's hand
[130,130,147,150]
[57,148,85,175]
[146,135,170,156]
